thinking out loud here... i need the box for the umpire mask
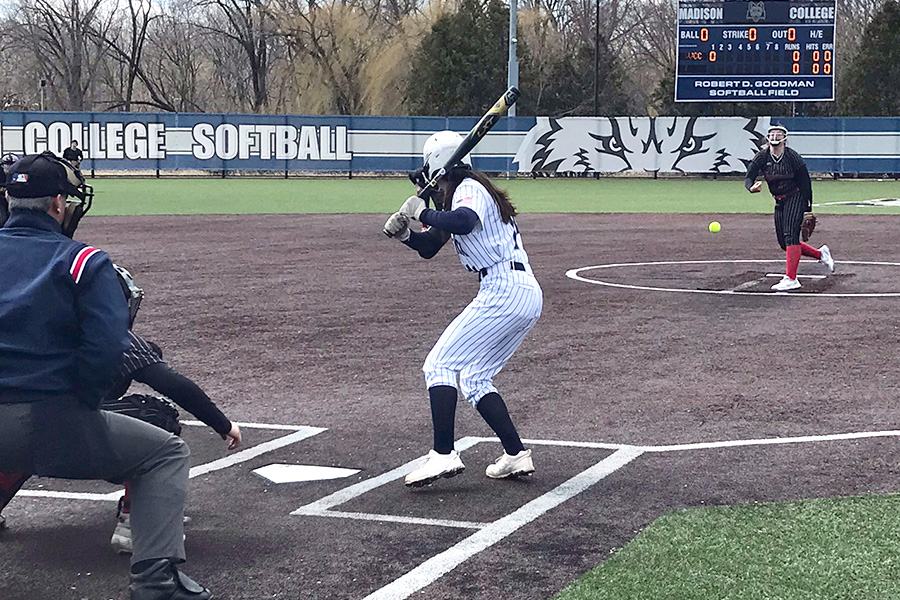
[5,151,94,238]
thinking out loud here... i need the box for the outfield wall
[0,112,897,175]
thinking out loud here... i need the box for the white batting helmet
[422,131,471,181]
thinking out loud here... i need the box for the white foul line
[640,428,900,452]
[16,422,325,502]
[189,426,325,478]
[360,446,645,600]
[294,509,489,529]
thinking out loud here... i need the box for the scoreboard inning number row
[676,0,836,102]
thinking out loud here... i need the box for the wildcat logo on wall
[513,116,769,174]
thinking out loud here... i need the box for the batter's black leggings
[774,192,808,250]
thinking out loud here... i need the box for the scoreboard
[675,0,836,102]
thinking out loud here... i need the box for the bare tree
[196,0,273,112]
[92,0,158,110]
[271,0,404,114]
[141,5,209,112]
[626,0,676,111]
[11,0,114,110]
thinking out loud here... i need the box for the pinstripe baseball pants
[423,270,543,406]
[774,192,809,250]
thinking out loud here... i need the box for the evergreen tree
[842,0,900,115]
[406,0,511,116]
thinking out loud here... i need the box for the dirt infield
[3,212,900,600]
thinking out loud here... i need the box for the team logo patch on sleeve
[70,246,100,283]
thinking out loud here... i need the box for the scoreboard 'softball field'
[676,0,836,102]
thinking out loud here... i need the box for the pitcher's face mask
[767,126,787,146]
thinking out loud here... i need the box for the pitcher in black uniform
[745,124,835,291]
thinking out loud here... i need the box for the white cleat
[819,245,835,273]
[404,450,465,488]
[486,449,535,479]
[771,276,802,292]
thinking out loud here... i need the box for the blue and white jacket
[0,210,129,408]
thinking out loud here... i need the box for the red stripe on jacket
[70,246,99,284]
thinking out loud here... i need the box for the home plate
[253,464,360,484]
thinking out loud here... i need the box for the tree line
[0,0,896,116]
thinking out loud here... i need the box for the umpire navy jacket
[0,209,129,408]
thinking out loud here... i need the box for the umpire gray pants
[0,398,189,565]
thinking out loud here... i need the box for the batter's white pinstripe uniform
[423,178,543,405]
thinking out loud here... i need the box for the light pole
[39,78,46,111]
[508,0,518,117]
[594,0,599,115]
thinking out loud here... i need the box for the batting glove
[399,195,427,221]
[383,211,410,241]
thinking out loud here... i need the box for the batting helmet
[113,263,144,327]
[422,131,471,181]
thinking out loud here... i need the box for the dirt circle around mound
[568,259,900,296]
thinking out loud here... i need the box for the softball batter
[745,124,835,291]
[383,130,543,487]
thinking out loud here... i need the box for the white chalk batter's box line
[292,428,900,530]
[16,425,900,600]
[338,429,900,600]
[16,421,327,502]
[20,424,900,506]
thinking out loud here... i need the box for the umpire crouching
[0,152,212,600]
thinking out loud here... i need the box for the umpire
[0,152,212,600]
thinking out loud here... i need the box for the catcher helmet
[422,131,471,182]
[767,124,788,146]
[113,264,144,327]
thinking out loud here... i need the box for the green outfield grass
[84,176,900,216]
[554,495,900,600]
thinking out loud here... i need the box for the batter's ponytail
[443,169,517,224]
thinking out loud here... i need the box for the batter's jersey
[450,178,529,272]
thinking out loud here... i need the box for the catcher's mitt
[801,212,816,242]
[102,393,182,435]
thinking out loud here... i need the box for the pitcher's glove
[801,212,817,242]
[102,393,182,435]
